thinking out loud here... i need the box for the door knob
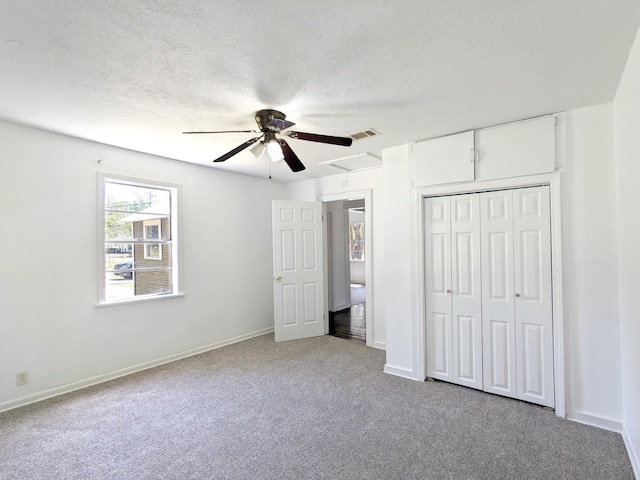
[275,276,282,281]
[446,289,452,294]
[515,293,521,298]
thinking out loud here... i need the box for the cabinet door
[410,131,474,187]
[513,186,554,407]
[425,197,453,382]
[475,116,555,182]
[480,190,517,399]
[450,194,483,390]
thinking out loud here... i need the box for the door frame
[320,189,374,347]
[411,173,565,418]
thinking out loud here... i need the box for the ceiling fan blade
[277,139,306,172]
[213,136,262,163]
[183,130,259,134]
[285,131,353,147]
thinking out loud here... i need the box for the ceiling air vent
[350,128,380,141]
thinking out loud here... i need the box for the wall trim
[0,327,274,414]
[566,410,623,433]
[332,303,351,312]
[372,341,386,350]
[622,426,640,479]
[383,363,420,381]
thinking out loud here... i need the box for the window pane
[105,183,170,212]
[349,222,365,261]
[105,245,134,301]
[103,179,174,303]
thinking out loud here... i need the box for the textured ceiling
[1,1,639,182]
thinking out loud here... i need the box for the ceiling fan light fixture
[267,139,284,162]
[184,109,353,172]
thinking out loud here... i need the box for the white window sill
[96,292,185,307]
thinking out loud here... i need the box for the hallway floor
[329,285,365,343]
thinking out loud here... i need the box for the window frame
[97,172,182,305]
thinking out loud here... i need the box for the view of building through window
[103,180,174,302]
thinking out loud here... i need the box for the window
[143,219,162,260]
[99,174,179,304]
[349,218,365,261]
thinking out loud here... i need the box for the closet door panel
[425,197,453,381]
[486,318,514,393]
[430,313,450,377]
[481,191,517,399]
[451,194,483,389]
[513,186,554,407]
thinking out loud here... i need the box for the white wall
[613,25,640,476]
[350,261,365,284]
[286,168,386,350]
[380,145,415,378]
[326,201,350,311]
[561,104,623,427]
[377,107,627,426]
[0,121,287,411]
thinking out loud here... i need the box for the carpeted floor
[0,334,634,479]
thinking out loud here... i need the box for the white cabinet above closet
[410,115,556,188]
[475,116,556,182]
[409,130,474,187]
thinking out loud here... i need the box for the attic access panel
[319,153,382,172]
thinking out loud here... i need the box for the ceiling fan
[183,109,353,172]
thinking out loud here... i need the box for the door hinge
[322,214,324,221]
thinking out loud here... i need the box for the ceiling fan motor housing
[255,109,286,131]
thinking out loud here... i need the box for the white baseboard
[622,426,640,480]
[331,303,350,311]
[372,340,386,350]
[383,363,421,381]
[566,410,623,433]
[0,327,274,413]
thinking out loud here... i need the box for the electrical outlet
[16,371,28,386]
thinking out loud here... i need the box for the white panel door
[450,194,483,389]
[480,190,517,399]
[410,131,475,187]
[513,186,554,407]
[272,200,325,342]
[425,197,453,381]
[475,116,556,182]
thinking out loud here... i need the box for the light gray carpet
[0,334,634,479]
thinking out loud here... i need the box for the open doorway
[326,199,366,342]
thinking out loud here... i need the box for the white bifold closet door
[425,194,483,390]
[480,186,554,407]
[426,186,554,408]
